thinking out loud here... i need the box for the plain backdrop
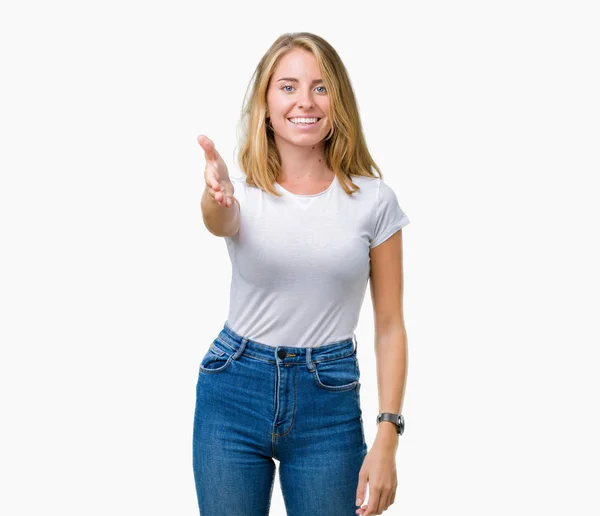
[1,1,599,515]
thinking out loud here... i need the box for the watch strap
[376,412,405,435]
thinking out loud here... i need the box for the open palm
[198,134,235,208]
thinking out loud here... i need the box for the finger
[355,480,367,511]
[378,492,391,513]
[217,193,231,207]
[385,488,396,509]
[207,189,222,205]
[197,134,215,162]
[205,171,221,192]
[356,499,369,515]
[197,134,220,163]
[205,185,224,205]
[363,490,382,516]
[197,134,210,159]
[208,180,221,192]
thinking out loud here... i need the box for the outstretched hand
[197,134,236,208]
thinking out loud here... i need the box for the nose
[297,88,314,109]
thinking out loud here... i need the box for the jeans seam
[272,364,297,438]
[198,355,233,374]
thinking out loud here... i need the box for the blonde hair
[235,32,383,197]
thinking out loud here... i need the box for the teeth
[289,117,319,124]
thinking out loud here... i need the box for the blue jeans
[192,323,368,515]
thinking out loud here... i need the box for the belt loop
[306,347,315,372]
[233,337,248,360]
[353,333,358,354]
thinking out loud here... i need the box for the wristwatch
[376,412,405,435]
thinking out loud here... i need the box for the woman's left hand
[355,442,398,515]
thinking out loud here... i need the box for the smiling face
[265,48,332,147]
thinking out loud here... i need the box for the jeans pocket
[199,339,234,375]
[311,353,359,392]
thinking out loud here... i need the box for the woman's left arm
[355,229,407,516]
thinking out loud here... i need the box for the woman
[194,32,409,516]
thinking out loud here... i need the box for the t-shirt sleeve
[369,180,410,248]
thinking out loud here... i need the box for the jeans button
[277,349,287,359]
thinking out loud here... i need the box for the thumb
[197,134,218,161]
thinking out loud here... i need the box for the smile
[287,117,322,127]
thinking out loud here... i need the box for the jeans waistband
[216,323,358,365]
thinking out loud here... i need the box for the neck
[275,136,330,182]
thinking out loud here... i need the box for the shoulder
[344,174,380,200]
[347,175,391,194]
[353,176,404,208]
[345,175,399,209]
[347,174,379,188]
[377,178,402,203]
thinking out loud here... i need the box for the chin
[290,136,327,146]
[274,132,321,146]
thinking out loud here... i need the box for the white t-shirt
[222,169,410,348]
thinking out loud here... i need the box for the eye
[280,85,327,93]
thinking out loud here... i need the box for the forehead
[273,48,321,78]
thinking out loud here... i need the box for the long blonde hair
[235,32,383,197]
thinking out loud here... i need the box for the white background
[1,1,599,515]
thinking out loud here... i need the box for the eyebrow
[276,78,324,84]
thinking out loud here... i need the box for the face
[265,48,331,147]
